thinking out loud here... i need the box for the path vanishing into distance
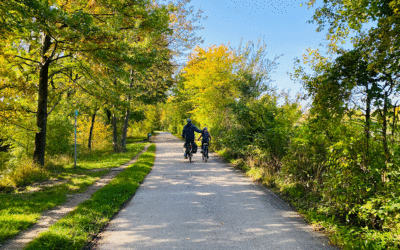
[93,132,337,250]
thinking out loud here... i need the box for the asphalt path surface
[94,132,337,250]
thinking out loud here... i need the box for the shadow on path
[94,132,337,250]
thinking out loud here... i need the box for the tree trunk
[382,92,389,162]
[120,70,134,151]
[105,109,112,124]
[88,109,97,150]
[33,33,52,166]
[121,108,130,151]
[112,112,119,152]
[391,103,398,145]
[365,85,371,163]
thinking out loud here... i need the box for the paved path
[94,132,336,250]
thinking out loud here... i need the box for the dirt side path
[94,132,337,250]
[1,144,149,250]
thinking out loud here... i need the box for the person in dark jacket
[182,118,202,158]
[198,127,211,153]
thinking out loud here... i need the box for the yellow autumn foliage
[77,116,112,150]
[181,44,240,129]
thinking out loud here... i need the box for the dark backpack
[202,131,210,141]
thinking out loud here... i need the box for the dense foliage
[284,0,400,247]
[162,41,302,183]
[0,0,202,185]
[2,0,400,248]
[162,1,400,247]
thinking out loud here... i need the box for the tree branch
[14,55,40,64]
[51,54,73,62]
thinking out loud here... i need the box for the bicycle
[184,141,193,163]
[201,142,209,162]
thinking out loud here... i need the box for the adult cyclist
[182,118,202,159]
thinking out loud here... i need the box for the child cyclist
[198,127,211,153]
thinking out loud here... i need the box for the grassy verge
[0,141,146,246]
[297,208,400,249]
[216,150,400,249]
[25,144,156,250]
[0,170,108,245]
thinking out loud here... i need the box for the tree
[164,40,291,160]
[283,0,400,232]
[0,0,174,164]
[303,0,400,166]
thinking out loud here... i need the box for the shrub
[46,115,74,155]
[0,158,49,189]
[0,152,10,173]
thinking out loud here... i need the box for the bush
[354,196,400,231]
[46,115,74,155]
[0,152,10,173]
[0,158,49,189]
[282,125,328,191]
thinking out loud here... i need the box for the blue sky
[188,0,328,97]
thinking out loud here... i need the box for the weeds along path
[93,132,337,250]
[0,144,150,250]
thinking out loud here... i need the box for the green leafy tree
[0,0,179,163]
[163,40,301,180]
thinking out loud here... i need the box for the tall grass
[0,158,49,191]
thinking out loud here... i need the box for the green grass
[70,142,147,170]
[126,135,148,143]
[25,144,156,250]
[0,170,107,244]
[0,141,147,246]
